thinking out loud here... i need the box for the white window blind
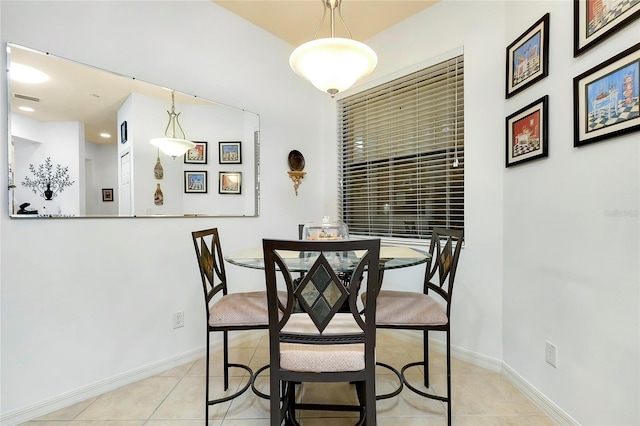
[338,55,464,239]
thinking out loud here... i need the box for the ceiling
[8,1,437,145]
[213,1,438,47]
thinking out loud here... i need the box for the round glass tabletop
[226,246,430,273]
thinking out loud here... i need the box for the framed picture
[219,171,242,194]
[120,121,127,144]
[102,188,114,202]
[573,42,640,147]
[219,141,242,164]
[184,171,208,193]
[574,0,640,57]
[184,141,207,164]
[506,13,550,98]
[506,95,549,167]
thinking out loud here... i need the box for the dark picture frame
[574,0,640,57]
[573,42,640,147]
[184,171,208,193]
[219,171,242,194]
[506,13,550,98]
[184,141,207,164]
[219,141,242,164]
[102,188,114,202]
[506,95,549,167]
[120,121,127,144]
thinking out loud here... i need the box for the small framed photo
[219,141,242,164]
[184,171,208,193]
[506,13,550,98]
[573,42,640,147]
[574,0,640,57]
[184,141,207,164]
[219,171,242,194]
[506,95,549,168]
[120,121,127,144]
[102,188,114,202]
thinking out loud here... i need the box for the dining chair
[192,228,270,424]
[362,228,463,426]
[263,238,381,426]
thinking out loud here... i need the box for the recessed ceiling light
[100,133,111,138]
[11,63,49,84]
[18,106,35,112]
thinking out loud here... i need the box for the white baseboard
[381,330,578,426]
[501,363,579,426]
[0,330,265,425]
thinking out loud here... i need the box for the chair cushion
[367,290,448,326]
[209,291,272,327]
[280,313,367,373]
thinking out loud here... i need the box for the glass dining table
[225,243,431,402]
[226,244,431,279]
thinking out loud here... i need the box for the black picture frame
[506,95,549,167]
[184,141,208,164]
[573,42,640,147]
[574,0,640,57]
[120,121,127,144]
[184,171,208,193]
[102,188,114,202]
[219,171,242,194]
[219,141,242,164]
[506,13,550,99]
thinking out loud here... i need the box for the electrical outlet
[173,311,184,329]
[545,341,557,368]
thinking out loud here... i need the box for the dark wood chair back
[263,237,381,425]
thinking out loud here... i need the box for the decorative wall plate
[288,150,305,171]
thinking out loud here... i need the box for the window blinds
[338,55,464,239]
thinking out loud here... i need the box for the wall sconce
[287,150,306,196]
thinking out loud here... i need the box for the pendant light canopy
[289,0,377,97]
[150,91,196,158]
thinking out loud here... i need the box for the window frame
[336,49,465,244]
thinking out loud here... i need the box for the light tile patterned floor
[22,332,557,425]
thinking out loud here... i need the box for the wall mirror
[6,43,260,218]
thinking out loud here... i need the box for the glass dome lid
[303,216,349,241]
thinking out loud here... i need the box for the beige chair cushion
[280,313,367,373]
[370,290,448,326]
[209,291,275,327]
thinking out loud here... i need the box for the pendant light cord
[312,0,353,40]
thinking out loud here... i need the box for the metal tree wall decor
[21,157,75,200]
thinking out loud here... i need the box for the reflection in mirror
[6,43,260,218]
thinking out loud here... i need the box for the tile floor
[22,331,557,425]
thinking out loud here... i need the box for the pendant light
[150,91,196,158]
[289,0,377,97]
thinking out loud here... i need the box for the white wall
[2,0,638,425]
[502,2,639,425]
[324,0,639,424]
[0,0,326,420]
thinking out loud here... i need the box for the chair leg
[365,379,376,426]
[446,331,452,426]
[205,330,210,425]
[286,381,297,425]
[208,330,253,407]
[423,330,430,388]
[223,330,229,390]
[270,374,281,426]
